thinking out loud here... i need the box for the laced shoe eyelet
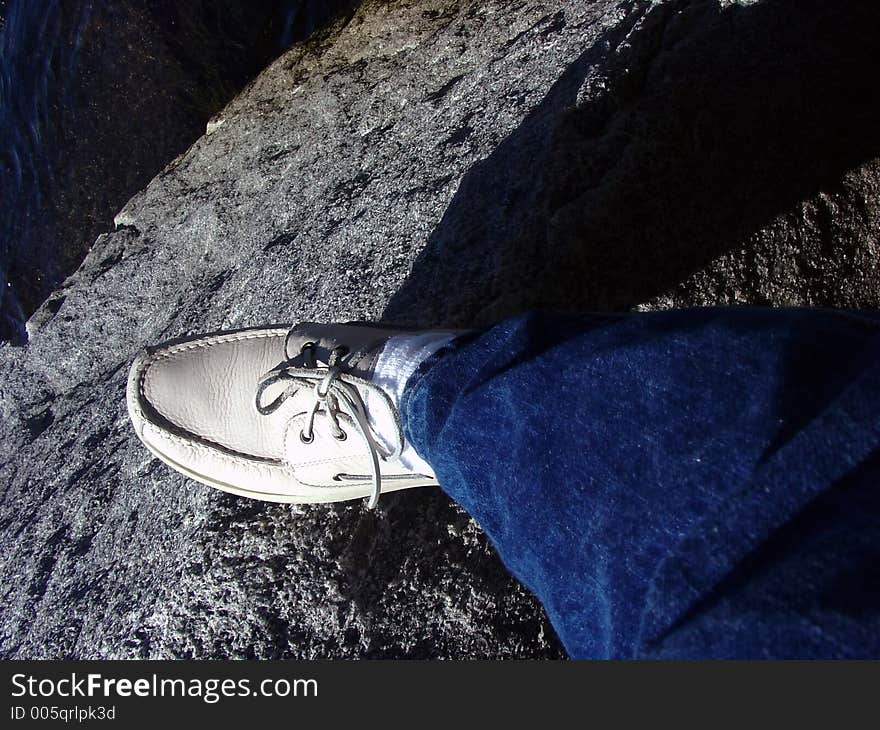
[333,429,347,442]
[299,430,314,444]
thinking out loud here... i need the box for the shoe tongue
[284,322,387,378]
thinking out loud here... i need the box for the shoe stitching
[143,424,284,475]
[145,424,402,493]
[148,329,288,361]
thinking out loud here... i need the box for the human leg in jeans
[401,308,880,658]
[128,306,880,658]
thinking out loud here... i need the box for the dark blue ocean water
[0,0,353,343]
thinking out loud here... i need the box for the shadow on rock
[383,0,880,327]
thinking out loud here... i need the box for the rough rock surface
[1,0,879,658]
[0,0,355,341]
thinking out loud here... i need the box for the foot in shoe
[126,322,459,508]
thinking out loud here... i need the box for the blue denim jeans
[400,308,880,659]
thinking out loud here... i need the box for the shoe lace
[254,341,399,509]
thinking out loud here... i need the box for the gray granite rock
[1,0,879,658]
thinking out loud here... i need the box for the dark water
[0,0,355,343]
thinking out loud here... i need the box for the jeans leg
[400,308,880,658]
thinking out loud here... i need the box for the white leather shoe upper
[137,328,290,459]
[126,324,439,505]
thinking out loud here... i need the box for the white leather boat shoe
[126,322,454,508]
